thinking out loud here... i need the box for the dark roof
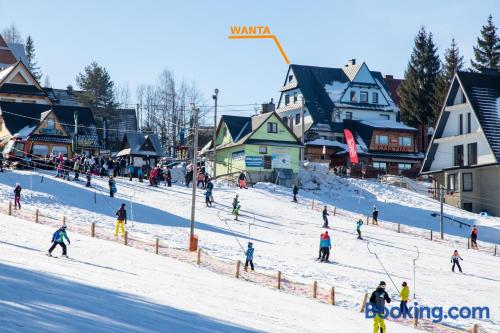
[117,132,164,157]
[220,115,252,141]
[457,70,500,161]
[0,101,51,135]
[0,83,47,96]
[44,88,84,106]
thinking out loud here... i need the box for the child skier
[48,225,70,257]
[369,281,391,333]
[109,176,117,197]
[470,225,478,249]
[322,206,329,228]
[115,203,127,237]
[356,219,363,239]
[451,250,463,273]
[400,281,410,316]
[318,231,331,262]
[372,206,379,225]
[244,242,254,271]
[13,183,22,209]
[86,172,91,187]
[232,194,240,217]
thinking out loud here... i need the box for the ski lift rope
[367,241,400,294]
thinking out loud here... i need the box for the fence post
[124,231,128,246]
[360,293,369,312]
[430,230,433,241]
[311,195,315,210]
[330,287,335,305]
[467,238,470,249]
[312,281,318,299]
[63,216,66,226]
[8,201,12,215]
[155,238,159,254]
[414,309,418,327]
[495,245,497,256]
[91,223,95,237]
[366,215,369,225]
[35,209,39,223]
[472,324,479,333]
[398,223,401,233]
[277,271,282,289]
[333,207,337,216]
[235,260,240,278]
[197,248,201,265]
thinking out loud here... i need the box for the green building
[212,111,303,184]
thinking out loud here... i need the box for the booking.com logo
[365,302,490,323]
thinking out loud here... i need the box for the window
[376,135,389,145]
[288,75,293,82]
[345,111,352,120]
[379,114,390,120]
[285,94,290,105]
[267,122,278,133]
[47,118,55,129]
[462,173,473,192]
[373,161,387,169]
[293,92,298,103]
[52,146,68,156]
[372,92,379,104]
[295,113,301,125]
[467,142,477,165]
[288,117,293,128]
[398,163,412,170]
[399,136,412,146]
[467,113,472,133]
[32,144,49,156]
[22,100,36,104]
[264,155,272,169]
[463,203,473,212]
[360,91,368,103]
[448,174,458,191]
[459,114,463,135]
[258,146,267,154]
[350,91,357,102]
[453,145,464,166]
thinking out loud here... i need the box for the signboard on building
[232,150,245,161]
[272,154,291,168]
[245,156,264,167]
[374,145,410,152]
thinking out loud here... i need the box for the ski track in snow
[0,169,499,332]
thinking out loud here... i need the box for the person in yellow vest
[400,281,410,316]
[115,203,127,237]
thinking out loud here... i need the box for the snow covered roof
[13,125,36,138]
[359,119,417,131]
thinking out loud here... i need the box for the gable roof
[0,35,17,68]
[117,132,164,157]
[0,101,51,136]
[0,61,45,94]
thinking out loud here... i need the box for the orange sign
[229,26,290,64]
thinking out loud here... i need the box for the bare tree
[114,83,131,107]
[2,24,23,44]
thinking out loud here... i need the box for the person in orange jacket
[470,225,478,249]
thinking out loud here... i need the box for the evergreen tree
[471,15,500,71]
[398,27,441,127]
[25,35,42,81]
[76,61,115,109]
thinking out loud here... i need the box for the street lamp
[189,105,200,251]
[212,89,219,178]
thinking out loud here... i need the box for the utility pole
[300,98,305,161]
[189,105,200,251]
[439,185,444,239]
[212,89,219,178]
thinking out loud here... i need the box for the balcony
[39,128,63,136]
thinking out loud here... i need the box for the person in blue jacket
[356,219,363,239]
[48,225,70,257]
[244,242,255,271]
[318,231,332,262]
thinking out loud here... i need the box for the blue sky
[1,0,498,117]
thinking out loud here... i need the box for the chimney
[67,85,74,95]
[346,59,356,67]
[385,74,394,80]
[261,98,276,114]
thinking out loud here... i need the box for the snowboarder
[322,206,329,228]
[293,184,299,202]
[451,249,463,273]
[356,219,363,239]
[470,225,478,249]
[369,281,391,333]
[48,225,70,257]
[109,176,117,197]
[372,206,379,225]
[318,231,331,262]
[232,194,240,220]
[400,281,410,316]
[85,172,91,187]
[115,203,127,237]
[13,183,22,209]
[238,171,248,189]
[244,242,255,271]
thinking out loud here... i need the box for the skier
[292,184,299,202]
[138,166,144,182]
[372,206,379,225]
[115,203,127,237]
[232,194,240,220]
[451,249,463,273]
[400,281,410,316]
[356,219,363,240]
[470,225,478,249]
[318,231,331,262]
[238,171,248,189]
[197,171,205,188]
[369,281,391,333]
[73,158,80,181]
[109,176,116,197]
[322,206,329,228]
[85,172,91,187]
[206,179,214,202]
[205,185,212,207]
[128,164,134,181]
[185,168,193,187]
[13,183,22,209]
[48,225,70,257]
[165,168,172,187]
[244,242,255,271]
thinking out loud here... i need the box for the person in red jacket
[470,225,478,249]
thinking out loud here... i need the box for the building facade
[421,70,500,215]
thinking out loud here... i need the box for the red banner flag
[343,129,358,164]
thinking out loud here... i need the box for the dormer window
[350,91,357,102]
[288,75,293,82]
[372,92,378,104]
[360,91,368,103]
